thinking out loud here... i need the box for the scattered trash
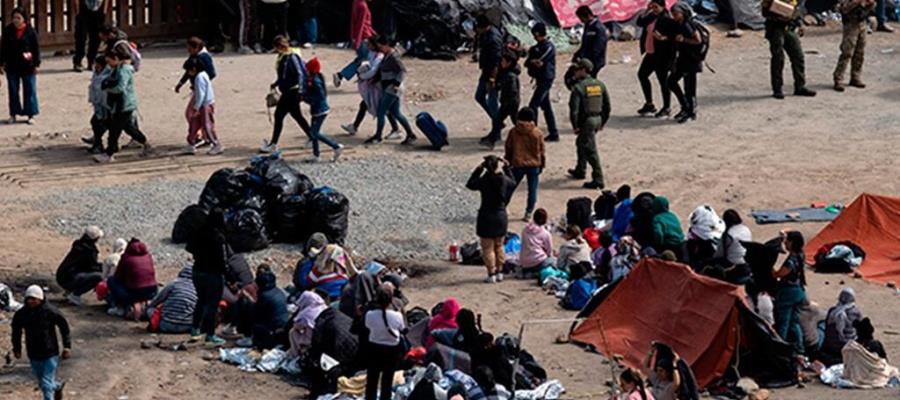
[881,48,895,54]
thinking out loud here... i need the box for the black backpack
[691,19,711,62]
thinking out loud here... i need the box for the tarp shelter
[551,0,678,27]
[806,193,900,285]
[570,259,796,387]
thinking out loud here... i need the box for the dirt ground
[0,22,899,399]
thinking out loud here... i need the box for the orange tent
[806,193,900,284]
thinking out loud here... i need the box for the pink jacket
[520,223,553,269]
[350,0,376,50]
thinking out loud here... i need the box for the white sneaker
[496,273,505,282]
[523,211,532,222]
[253,44,264,54]
[332,145,344,162]
[341,123,357,135]
[221,325,239,338]
[333,72,342,88]
[93,154,114,163]
[66,293,83,306]
[25,117,35,125]
[484,275,497,284]
[303,156,320,164]
[302,42,313,49]
[181,145,197,155]
[259,140,278,153]
[195,139,210,148]
[207,144,224,155]
[385,130,402,140]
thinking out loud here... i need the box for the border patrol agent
[567,59,610,190]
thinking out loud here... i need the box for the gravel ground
[35,156,479,268]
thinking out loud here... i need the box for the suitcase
[415,112,449,150]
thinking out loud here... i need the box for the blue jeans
[299,17,318,44]
[339,43,370,80]
[774,285,807,354]
[376,92,414,139]
[307,115,340,157]
[30,356,60,400]
[511,167,541,214]
[475,75,499,122]
[529,79,558,136]
[7,71,39,117]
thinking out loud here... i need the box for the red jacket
[350,0,376,50]
[115,239,157,289]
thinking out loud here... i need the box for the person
[566,59,611,190]
[289,290,328,356]
[611,185,633,242]
[636,0,674,118]
[466,156,516,283]
[56,226,104,306]
[308,301,360,398]
[307,243,357,300]
[832,0,875,92]
[645,355,680,400]
[261,35,311,153]
[504,107,545,221]
[617,368,655,400]
[101,238,128,280]
[86,56,113,154]
[610,236,642,283]
[11,285,70,400]
[685,205,724,269]
[334,0,376,87]
[290,0,319,48]
[666,2,704,123]
[820,287,863,364]
[520,209,554,275]
[773,230,807,355]
[363,35,417,145]
[106,238,158,319]
[260,0,289,51]
[874,0,895,32]
[238,0,261,53]
[426,297,460,348]
[762,0,816,99]
[73,0,107,72]
[650,196,685,258]
[474,15,503,134]
[340,261,388,330]
[853,317,887,360]
[175,37,217,94]
[148,266,197,334]
[525,22,559,142]
[0,7,40,124]
[221,254,258,342]
[302,57,344,163]
[382,274,409,317]
[341,35,399,137]
[482,52,521,148]
[574,6,608,76]
[183,58,223,155]
[99,25,137,64]
[293,232,328,291]
[364,286,407,400]
[95,50,153,163]
[252,266,290,350]
[558,225,592,273]
[186,209,231,346]
[473,366,512,400]
[450,309,482,355]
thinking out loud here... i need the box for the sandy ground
[0,22,899,399]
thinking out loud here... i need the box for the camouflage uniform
[569,72,611,187]
[834,0,875,85]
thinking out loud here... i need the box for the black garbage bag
[224,208,270,252]
[270,194,308,243]
[199,168,253,209]
[304,188,350,245]
[262,158,315,200]
[566,197,593,231]
[172,204,209,244]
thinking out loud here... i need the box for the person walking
[363,36,416,145]
[833,0,875,91]
[175,37,217,94]
[301,57,344,163]
[0,8,40,125]
[86,56,112,154]
[334,0,376,87]
[763,0,816,99]
[12,285,71,400]
[466,155,516,283]
[94,50,152,163]
[567,59,610,190]
[574,6,609,77]
[525,23,560,142]
[72,0,107,72]
[874,0,895,32]
[666,2,704,123]
[183,58,223,155]
[340,35,400,137]
[261,35,312,153]
[364,286,406,400]
[481,52,521,148]
[773,231,808,356]
[504,108,545,222]
[474,15,503,136]
[238,0,261,53]
[636,0,675,118]
[186,209,231,347]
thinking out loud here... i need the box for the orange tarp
[571,259,742,387]
[806,193,900,284]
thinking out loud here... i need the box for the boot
[833,82,845,92]
[637,103,657,116]
[794,87,817,97]
[849,80,866,88]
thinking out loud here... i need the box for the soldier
[763,0,816,99]
[567,59,610,190]
[833,0,876,91]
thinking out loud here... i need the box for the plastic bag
[270,194,308,243]
[304,187,350,245]
[172,204,209,244]
[225,208,270,252]
[199,168,252,209]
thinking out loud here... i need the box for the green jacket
[569,76,611,129]
[651,196,685,248]
[104,64,137,114]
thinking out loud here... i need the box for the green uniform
[568,76,610,186]
[764,0,805,93]
[834,0,874,84]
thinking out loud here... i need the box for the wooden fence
[0,0,205,50]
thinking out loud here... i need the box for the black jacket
[12,302,71,360]
[56,235,101,290]
[309,308,359,366]
[253,271,289,332]
[574,18,608,72]
[498,65,521,111]
[0,24,41,75]
[526,40,556,81]
[478,26,503,76]
[186,228,231,275]
[466,166,516,238]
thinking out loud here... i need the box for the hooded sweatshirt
[823,288,862,354]
[651,197,685,250]
[520,223,553,269]
[254,271,289,332]
[558,237,592,272]
[102,238,128,279]
[115,239,157,289]
[150,266,197,328]
[504,121,545,169]
[56,235,102,289]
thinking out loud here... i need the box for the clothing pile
[0,283,23,313]
[812,241,866,273]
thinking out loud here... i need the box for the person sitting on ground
[650,196,685,259]
[611,185,633,242]
[11,285,71,400]
[308,299,360,398]
[520,208,555,277]
[340,261,387,322]
[644,343,681,400]
[685,205,724,270]
[819,287,863,365]
[610,236,642,282]
[558,225,592,274]
[56,225,105,306]
[629,192,657,248]
[472,366,512,400]
[616,368,655,400]
[289,290,329,357]
[106,238,158,319]
[147,265,197,334]
[221,253,258,340]
[364,286,407,400]
[853,317,887,360]
[308,243,357,300]
[466,155,516,284]
[252,265,290,350]
[839,317,898,388]
[451,309,481,354]
[504,107,546,222]
[101,238,127,280]
[714,209,752,267]
[382,274,409,318]
[426,297,461,348]
[592,231,616,282]
[293,232,328,291]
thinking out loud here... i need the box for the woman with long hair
[363,286,406,400]
[617,368,655,400]
[0,7,40,124]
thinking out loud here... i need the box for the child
[302,57,343,163]
[481,51,521,148]
[95,50,152,163]
[86,55,112,154]
[12,285,71,400]
[175,37,217,94]
[184,58,223,155]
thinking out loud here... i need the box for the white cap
[25,285,44,301]
[85,226,104,240]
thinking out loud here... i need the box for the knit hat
[306,57,321,75]
[84,225,104,240]
[25,285,44,301]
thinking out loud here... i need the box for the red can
[449,241,460,262]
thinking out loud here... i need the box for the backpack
[415,112,449,150]
[566,197,593,231]
[116,40,142,72]
[593,191,617,221]
[691,20,711,63]
[561,278,598,310]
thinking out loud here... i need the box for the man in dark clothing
[525,23,560,142]
[574,6,608,77]
[762,0,816,99]
[73,0,107,72]
[55,226,104,306]
[12,285,71,400]
[252,267,289,350]
[474,16,503,137]
[481,52,521,147]
[186,209,230,346]
[567,59,610,190]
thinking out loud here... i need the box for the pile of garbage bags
[172,153,350,252]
